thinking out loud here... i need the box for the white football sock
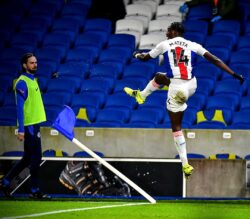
[173,130,188,166]
[140,80,159,99]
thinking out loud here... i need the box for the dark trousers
[5,124,42,190]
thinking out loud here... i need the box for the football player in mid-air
[124,22,244,179]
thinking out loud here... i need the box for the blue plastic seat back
[73,151,104,158]
[89,63,119,80]
[205,35,234,50]
[84,18,112,33]
[122,63,155,81]
[0,106,17,126]
[80,78,114,95]
[183,20,209,35]
[107,33,136,53]
[105,93,137,110]
[113,78,147,94]
[186,3,213,20]
[206,95,239,112]
[71,93,103,109]
[46,78,79,93]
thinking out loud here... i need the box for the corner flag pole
[52,106,156,204]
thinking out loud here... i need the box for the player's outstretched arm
[203,52,244,84]
[133,51,152,61]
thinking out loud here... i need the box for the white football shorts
[167,77,197,112]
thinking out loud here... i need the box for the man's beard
[29,68,37,74]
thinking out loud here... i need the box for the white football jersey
[149,37,208,79]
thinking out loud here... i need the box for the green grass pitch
[1,199,250,219]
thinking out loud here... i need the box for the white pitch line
[1,202,150,219]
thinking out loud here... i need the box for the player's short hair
[21,53,35,72]
[168,22,185,35]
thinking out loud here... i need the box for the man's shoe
[0,180,12,198]
[182,164,194,179]
[124,87,145,104]
[29,190,51,199]
[59,161,92,195]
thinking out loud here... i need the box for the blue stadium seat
[182,108,197,128]
[41,107,61,127]
[80,78,114,95]
[229,109,250,129]
[0,65,19,78]
[227,64,250,82]
[0,0,31,16]
[2,92,16,107]
[0,14,21,34]
[205,95,240,112]
[0,91,4,106]
[127,108,164,127]
[73,151,104,158]
[193,63,221,81]
[51,17,82,36]
[84,18,112,34]
[230,51,250,66]
[35,47,64,68]
[42,32,73,50]
[212,20,241,45]
[46,78,80,93]
[10,32,40,49]
[122,62,155,81]
[175,153,206,159]
[213,80,243,98]
[36,62,56,79]
[43,149,68,157]
[107,34,136,53]
[209,48,231,63]
[113,78,147,94]
[28,1,61,17]
[245,21,250,36]
[187,93,207,111]
[74,32,105,50]
[0,76,15,93]
[94,108,130,127]
[57,62,89,80]
[98,47,132,66]
[19,15,52,33]
[0,47,33,63]
[0,106,17,126]
[194,109,232,129]
[204,35,234,50]
[42,92,72,111]
[0,30,10,49]
[89,63,120,80]
[183,20,209,36]
[1,151,24,157]
[209,153,241,160]
[71,93,104,109]
[74,107,97,126]
[67,0,92,9]
[196,78,215,96]
[184,32,206,45]
[104,93,137,111]
[37,76,49,93]
[186,3,213,20]
[237,36,250,51]
[240,96,250,110]
[137,92,167,111]
[61,2,89,17]
[65,47,98,65]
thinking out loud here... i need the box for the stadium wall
[0,127,249,159]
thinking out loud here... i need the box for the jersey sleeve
[149,41,166,58]
[190,42,208,56]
